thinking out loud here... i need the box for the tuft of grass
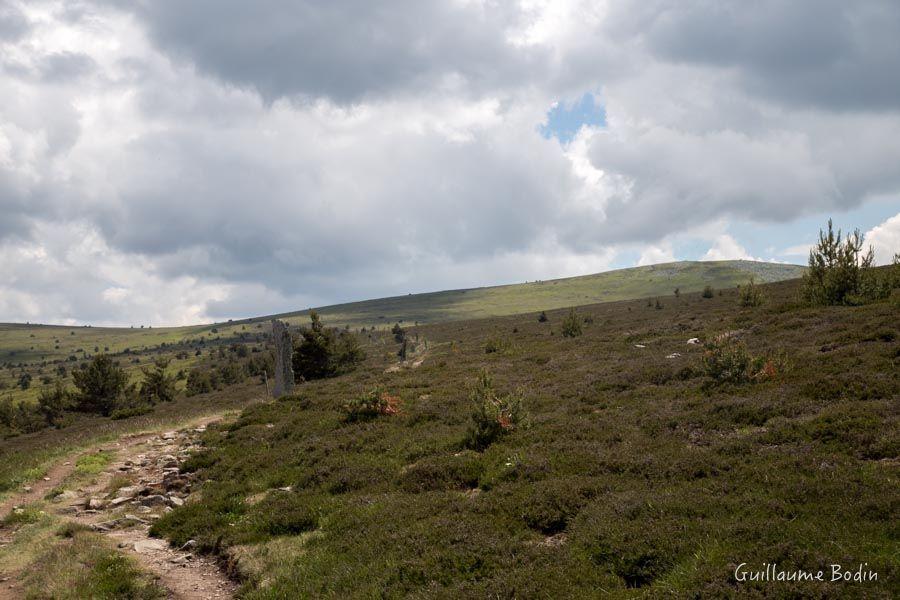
[75,450,114,475]
[23,529,165,599]
[2,503,47,527]
[105,474,134,496]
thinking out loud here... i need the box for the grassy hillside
[269,260,804,329]
[1,260,803,368]
[0,260,803,408]
[146,278,897,597]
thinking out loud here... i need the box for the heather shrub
[484,337,509,354]
[343,388,401,422]
[397,451,483,493]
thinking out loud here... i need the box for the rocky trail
[1,415,238,599]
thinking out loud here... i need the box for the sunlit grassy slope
[0,260,803,367]
[270,260,804,328]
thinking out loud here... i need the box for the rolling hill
[0,260,804,368]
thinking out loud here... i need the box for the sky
[1,0,899,327]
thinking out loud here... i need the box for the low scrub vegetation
[699,336,784,385]
[738,278,764,307]
[464,370,526,451]
[22,528,164,599]
[145,271,897,597]
[560,309,583,338]
[483,337,510,354]
[342,388,401,422]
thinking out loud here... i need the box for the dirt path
[1,413,238,599]
[0,459,79,520]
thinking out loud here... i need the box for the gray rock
[140,494,168,507]
[123,513,149,524]
[158,454,179,468]
[179,539,197,551]
[133,539,167,553]
[55,490,79,502]
[116,485,144,498]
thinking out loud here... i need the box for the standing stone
[271,319,294,398]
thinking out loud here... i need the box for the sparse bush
[701,286,715,299]
[484,337,509,354]
[343,388,401,422]
[738,278,764,307]
[139,359,177,404]
[801,218,891,305]
[335,330,365,367]
[185,368,217,396]
[17,372,32,390]
[71,355,127,416]
[293,312,366,381]
[392,323,406,343]
[464,370,525,451]
[218,360,245,385]
[37,380,71,427]
[699,335,782,385]
[110,405,153,420]
[561,309,583,338]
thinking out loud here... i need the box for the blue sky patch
[540,93,606,143]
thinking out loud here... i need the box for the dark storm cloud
[610,0,900,111]
[103,0,544,104]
